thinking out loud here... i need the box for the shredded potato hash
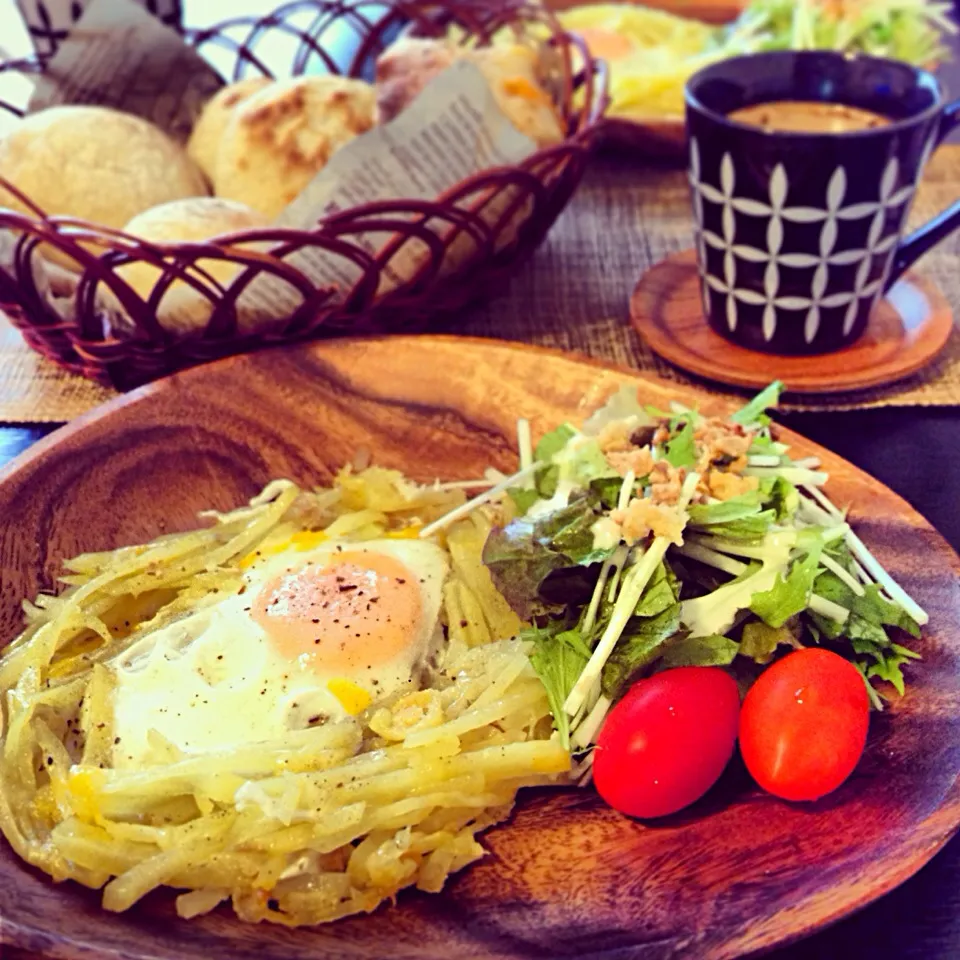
[534,1,953,120]
[556,4,764,118]
[0,469,567,925]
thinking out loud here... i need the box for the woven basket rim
[0,0,610,390]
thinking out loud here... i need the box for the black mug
[685,51,960,354]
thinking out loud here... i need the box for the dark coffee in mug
[727,101,890,134]
[685,51,960,355]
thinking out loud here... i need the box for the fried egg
[111,537,449,769]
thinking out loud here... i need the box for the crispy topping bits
[607,446,655,479]
[649,460,686,506]
[695,417,752,473]
[612,497,686,546]
[597,413,758,503]
[706,471,760,500]
[597,418,638,454]
[629,425,657,447]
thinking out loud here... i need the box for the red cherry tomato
[593,667,740,818]
[739,647,869,802]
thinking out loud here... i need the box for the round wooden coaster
[630,249,955,394]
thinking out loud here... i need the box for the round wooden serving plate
[602,115,687,161]
[544,0,744,24]
[1,337,959,960]
[630,250,956,394]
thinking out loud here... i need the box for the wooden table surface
[3,8,960,958]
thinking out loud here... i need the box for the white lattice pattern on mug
[689,137,919,343]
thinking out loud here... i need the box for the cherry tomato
[593,666,740,818]
[739,648,869,802]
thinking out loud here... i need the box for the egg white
[110,537,449,770]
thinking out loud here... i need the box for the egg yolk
[576,27,636,63]
[253,552,422,673]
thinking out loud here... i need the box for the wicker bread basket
[0,0,606,389]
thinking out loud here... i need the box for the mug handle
[887,98,960,286]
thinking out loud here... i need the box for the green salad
[477,382,926,754]
[746,0,955,66]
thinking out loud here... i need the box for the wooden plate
[2,337,959,960]
[603,115,687,161]
[630,250,956,394]
[544,0,744,25]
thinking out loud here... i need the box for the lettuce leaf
[731,381,784,427]
[483,499,611,619]
[739,618,800,664]
[664,419,697,468]
[658,633,739,668]
[865,643,922,697]
[590,475,629,511]
[482,528,571,620]
[508,487,540,517]
[687,491,765,526]
[535,424,577,464]
[814,572,921,638]
[581,384,650,436]
[634,561,679,618]
[764,476,799,522]
[601,603,682,699]
[699,510,777,541]
[525,623,590,749]
[533,424,577,497]
[749,547,821,628]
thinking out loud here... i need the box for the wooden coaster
[630,250,955,394]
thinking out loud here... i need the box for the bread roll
[472,45,566,148]
[0,106,207,269]
[375,38,565,148]
[213,76,376,219]
[187,77,273,182]
[375,38,456,123]
[111,197,270,334]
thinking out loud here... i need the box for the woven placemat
[460,146,960,411]
[2,148,959,423]
[0,318,115,422]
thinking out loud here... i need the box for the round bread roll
[472,45,565,149]
[375,38,564,149]
[112,197,270,334]
[375,38,456,124]
[0,106,208,269]
[214,76,376,219]
[187,77,273,183]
